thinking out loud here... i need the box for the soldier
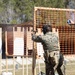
[32,25,64,75]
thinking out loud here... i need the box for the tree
[0,0,66,24]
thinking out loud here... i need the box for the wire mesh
[34,7,75,54]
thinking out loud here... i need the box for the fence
[34,7,75,55]
[4,26,33,56]
[33,7,75,75]
[1,26,75,75]
[2,57,45,75]
[1,7,75,75]
[1,26,45,75]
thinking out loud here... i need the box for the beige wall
[13,27,24,55]
[27,27,42,50]
[27,27,33,50]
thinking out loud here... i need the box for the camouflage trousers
[44,51,64,75]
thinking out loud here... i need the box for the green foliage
[10,20,17,24]
[0,0,66,24]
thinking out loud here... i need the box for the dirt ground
[65,61,75,75]
[2,59,75,75]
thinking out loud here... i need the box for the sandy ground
[1,56,75,75]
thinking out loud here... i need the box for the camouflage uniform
[32,32,60,51]
[32,32,62,75]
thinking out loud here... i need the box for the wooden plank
[5,31,8,56]
[0,28,2,75]
[35,7,75,11]
[32,7,37,75]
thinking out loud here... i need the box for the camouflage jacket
[32,32,60,51]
